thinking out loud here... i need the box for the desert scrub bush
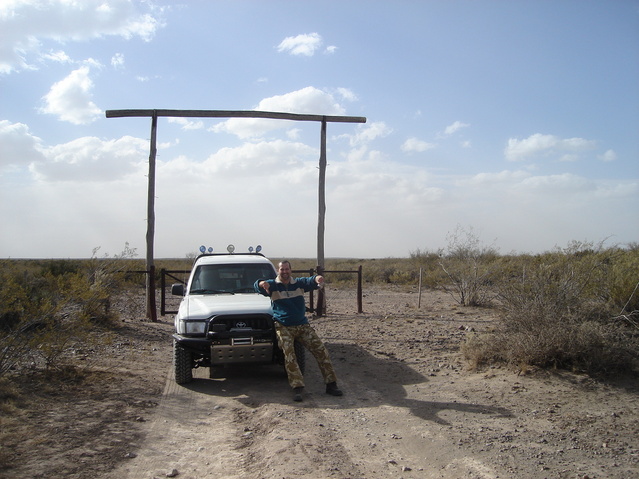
[607,245,639,314]
[0,245,137,377]
[409,248,442,288]
[464,241,639,374]
[0,269,93,374]
[437,225,499,306]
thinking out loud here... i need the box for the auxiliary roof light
[199,244,257,254]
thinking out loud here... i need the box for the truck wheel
[174,340,193,384]
[294,340,306,375]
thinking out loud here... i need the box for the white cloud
[202,140,317,180]
[40,66,102,124]
[111,52,125,68]
[336,87,358,102]
[0,120,46,168]
[325,45,338,54]
[599,149,617,162]
[401,137,436,153]
[519,172,592,192]
[456,170,530,187]
[559,154,579,162]
[153,140,318,191]
[31,135,148,182]
[505,133,596,162]
[211,87,348,139]
[443,120,470,136]
[258,86,345,114]
[41,50,73,64]
[277,33,323,56]
[346,122,392,147]
[1,123,637,258]
[0,0,164,73]
[168,117,204,130]
[287,128,301,140]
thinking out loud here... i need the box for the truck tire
[174,340,193,384]
[294,340,306,375]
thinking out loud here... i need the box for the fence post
[160,268,166,316]
[357,265,363,313]
[315,265,325,317]
[308,268,315,313]
[418,267,423,309]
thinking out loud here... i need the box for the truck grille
[208,314,273,333]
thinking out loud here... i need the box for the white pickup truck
[171,252,305,384]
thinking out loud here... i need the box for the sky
[1,0,638,260]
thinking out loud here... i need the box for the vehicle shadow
[181,342,512,425]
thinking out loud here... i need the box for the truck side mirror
[171,283,185,296]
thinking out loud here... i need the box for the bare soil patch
[1,285,637,478]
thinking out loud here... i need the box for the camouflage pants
[275,323,337,389]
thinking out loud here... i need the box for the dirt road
[4,286,637,479]
[107,287,637,479]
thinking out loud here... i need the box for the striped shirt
[254,276,319,326]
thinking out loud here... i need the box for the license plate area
[211,343,273,364]
[232,336,253,346]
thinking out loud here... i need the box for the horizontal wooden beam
[105,109,366,124]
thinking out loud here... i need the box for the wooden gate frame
[106,109,366,321]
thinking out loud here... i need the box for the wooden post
[146,112,158,322]
[316,118,327,316]
[357,265,363,313]
[418,267,423,309]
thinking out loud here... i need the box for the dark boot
[293,387,304,402]
[326,382,343,396]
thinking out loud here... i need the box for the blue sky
[1,0,638,259]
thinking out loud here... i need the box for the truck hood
[177,293,272,320]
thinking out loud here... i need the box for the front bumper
[173,329,277,365]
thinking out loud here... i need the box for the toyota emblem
[235,321,247,328]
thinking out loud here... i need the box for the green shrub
[608,247,639,313]
[463,241,639,374]
[0,245,136,377]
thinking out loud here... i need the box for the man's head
[278,261,292,283]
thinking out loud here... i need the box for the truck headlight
[177,320,207,335]
[186,321,206,334]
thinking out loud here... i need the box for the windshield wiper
[189,289,234,295]
[231,287,256,293]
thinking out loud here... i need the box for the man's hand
[259,280,270,294]
[316,275,324,288]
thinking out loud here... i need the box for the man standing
[255,260,343,402]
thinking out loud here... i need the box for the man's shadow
[182,342,512,426]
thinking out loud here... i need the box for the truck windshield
[189,263,276,294]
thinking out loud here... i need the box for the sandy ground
[2,285,637,479]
